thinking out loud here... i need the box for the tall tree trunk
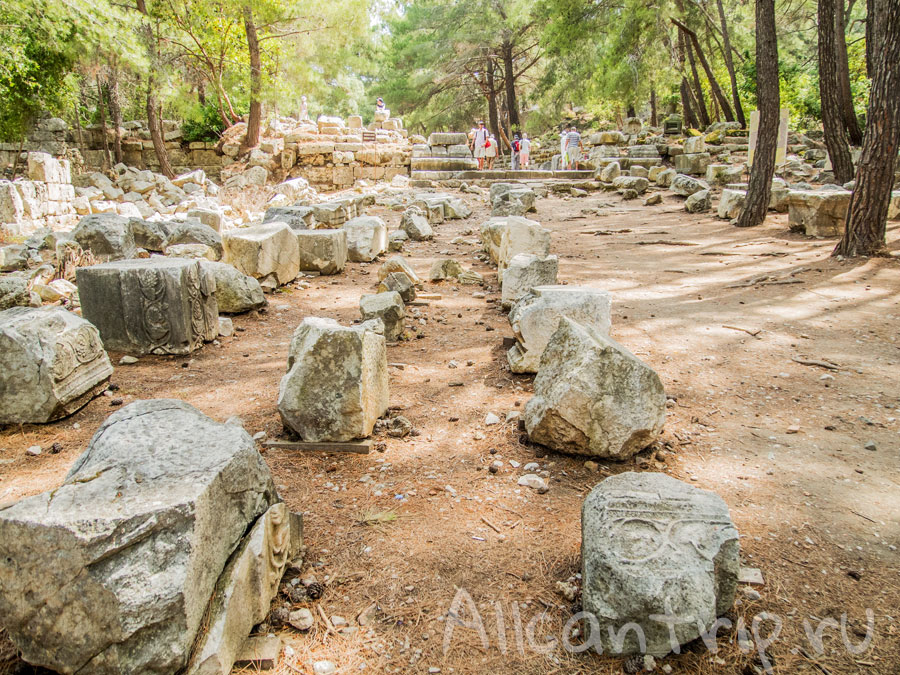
[833,0,900,256]
[501,40,520,132]
[627,103,636,118]
[486,54,501,143]
[650,88,658,127]
[835,4,864,144]
[865,0,876,77]
[243,6,262,148]
[674,19,735,122]
[735,0,779,228]
[147,77,174,178]
[686,38,711,127]
[677,30,700,128]
[819,0,855,184]
[108,67,124,165]
[96,76,111,171]
[716,0,746,127]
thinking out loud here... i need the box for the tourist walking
[471,120,489,171]
[511,132,521,171]
[565,126,583,170]
[519,133,531,169]
[485,134,497,170]
[559,126,569,167]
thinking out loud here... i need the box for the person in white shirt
[471,120,489,170]
[560,127,569,166]
[565,126,583,170]
[519,133,531,169]
[485,134,497,169]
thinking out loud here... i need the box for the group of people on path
[469,120,530,171]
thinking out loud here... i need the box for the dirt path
[2,187,899,674]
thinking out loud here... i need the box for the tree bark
[96,76,111,172]
[676,30,700,128]
[674,18,735,122]
[685,37,711,127]
[834,0,900,256]
[108,67,124,165]
[147,79,174,178]
[486,54,501,143]
[819,0,856,184]
[716,0,746,127]
[835,3,864,144]
[243,6,262,148]
[735,0,779,228]
[501,40,520,132]
[650,88,658,127]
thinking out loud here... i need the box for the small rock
[119,355,139,365]
[288,608,314,631]
[743,588,761,601]
[26,445,41,456]
[864,441,877,451]
[313,661,337,675]
[217,316,234,337]
[523,462,539,471]
[555,580,577,600]
[643,194,662,206]
[786,424,800,434]
[484,412,500,426]
[330,615,348,628]
[584,460,599,472]
[517,474,549,493]
[643,654,657,672]
[505,411,520,423]
[252,431,267,441]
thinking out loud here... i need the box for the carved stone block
[76,258,218,355]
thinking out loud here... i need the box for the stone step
[452,170,595,180]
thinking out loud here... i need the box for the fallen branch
[791,356,840,370]
[636,240,699,246]
[481,516,502,533]
[723,324,761,337]
[263,440,371,454]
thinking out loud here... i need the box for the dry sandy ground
[2,185,899,675]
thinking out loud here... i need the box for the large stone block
[73,213,136,260]
[507,286,611,373]
[128,217,175,252]
[500,254,559,310]
[0,307,113,424]
[498,217,552,271]
[295,229,347,275]
[612,175,650,194]
[343,216,387,262]
[278,318,389,441]
[223,222,300,285]
[77,258,218,355]
[187,503,302,675]
[524,317,665,458]
[582,472,739,655]
[360,291,405,341]
[199,261,267,314]
[490,183,537,217]
[0,275,40,310]
[427,132,468,147]
[0,399,279,674]
[400,207,433,241]
[670,174,709,197]
[786,189,852,236]
[164,221,224,260]
[674,152,711,176]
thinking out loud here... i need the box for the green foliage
[181,102,227,141]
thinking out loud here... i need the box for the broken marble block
[377,255,421,286]
[0,399,280,675]
[524,317,665,459]
[223,221,300,286]
[500,254,559,310]
[490,183,537,217]
[343,216,388,262]
[429,259,483,284]
[378,271,416,302]
[278,318,389,442]
[77,258,218,355]
[199,261,267,314]
[717,189,746,220]
[0,307,113,424]
[360,291,405,341]
[498,217,552,272]
[507,285,611,373]
[295,229,347,275]
[400,207,433,241]
[187,503,303,675]
[786,189,852,237]
[480,215,541,265]
[582,472,739,656]
[72,213,136,260]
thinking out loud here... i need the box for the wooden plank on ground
[263,439,372,454]
[417,293,442,300]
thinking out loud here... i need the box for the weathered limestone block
[311,202,350,227]
[378,271,416,302]
[73,213,136,260]
[524,317,665,458]
[717,189,746,220]
[187,503,302,675]
[400,207,433,241]
[264,206,315,231]
[360,291,405,341]
[128,218,174,252]
[343,216,387,262]
[507,286,611,374]
[674,152,711,176]
[490,183,537,217]
[164,221,224,260]
[187,208,224,233]
[786,189,852,236]
[598,162,621,182]
[429,259,483,284]
[0,399,279,675]
[582,472,739,656]
[0,244,40,271]
[670,174,709,197]
[295,229,347,275]
[427,132,468,146]
[377,255,421,286]
[199,261,266,314]
[500,254,559,310]
[498,217,552,271]
[27,152,69,184]
[167,243,218,260]
[223,222,300,285]
[706,163,744,186]
[612,176,650,194]
[0,275,41,310]
[683,137,707,154]
[655,168,677,187]
[77,258,218,355]
[0,307,113,424]
[278,318,389,441]
[685,189,712,213]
